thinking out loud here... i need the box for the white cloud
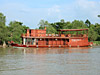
[0,2,49,28]
[59,0,100,23]
[0,0,100,28]
[74,0,100,23]
[76,0,96,9]
[48,5,60,15]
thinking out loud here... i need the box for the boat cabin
[21,27,92,47]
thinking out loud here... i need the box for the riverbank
[0,45,3,47]
[93,41,100,46]
[0,45,7,48]
[0,45,11,48]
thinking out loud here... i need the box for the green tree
[95,23,100,35]
[46,24,57,34]
[38,19,47,29]
[98,15,100,17]
[88,24,98,41]
[94,23,100,40]
[60,19,65,23]
[0,13,9,44]
[8,21,29,44]
[85,19,91,27]
[63,21,72,29]
[51,20,66,31]
[71,20,87,29]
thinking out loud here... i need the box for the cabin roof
[26,29,46,30]
[58,29,88,31]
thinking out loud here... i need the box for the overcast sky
[0,0,100,28]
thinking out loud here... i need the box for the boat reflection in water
[23,48,90,66]
[19,47,92,75]
[20,47,92,54]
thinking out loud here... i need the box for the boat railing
[21,33,88,37]
[67,34,88,37]
[45,34,87,37]
[46,34,59,37]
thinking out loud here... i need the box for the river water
[0,46,100,75]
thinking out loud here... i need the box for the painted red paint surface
[13,28,93,48]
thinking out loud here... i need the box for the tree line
[38,19,100,41]
[0,12,100,45]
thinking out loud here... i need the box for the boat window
[67,39,69,42]
[29,30,31,36]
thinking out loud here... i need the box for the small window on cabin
[67,39,69,42]
[29,30,31,34]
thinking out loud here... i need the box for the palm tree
[85,19,91,27]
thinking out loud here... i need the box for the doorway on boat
[46,39,48,45]
[26,38,32,45]
[29,29,31,36]
[63,39,69,45]
[25,38,36,45]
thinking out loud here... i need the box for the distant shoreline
[93,41,100,46]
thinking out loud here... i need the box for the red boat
[10,27,93,48]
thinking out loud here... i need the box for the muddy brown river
[0,46,100,75]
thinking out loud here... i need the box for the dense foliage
[0,12,29,44]
[0,13,9,44]
[8,21,29,43]
[0,12,100,45]
[38,19,100,41]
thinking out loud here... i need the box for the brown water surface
[0,46,100,75]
